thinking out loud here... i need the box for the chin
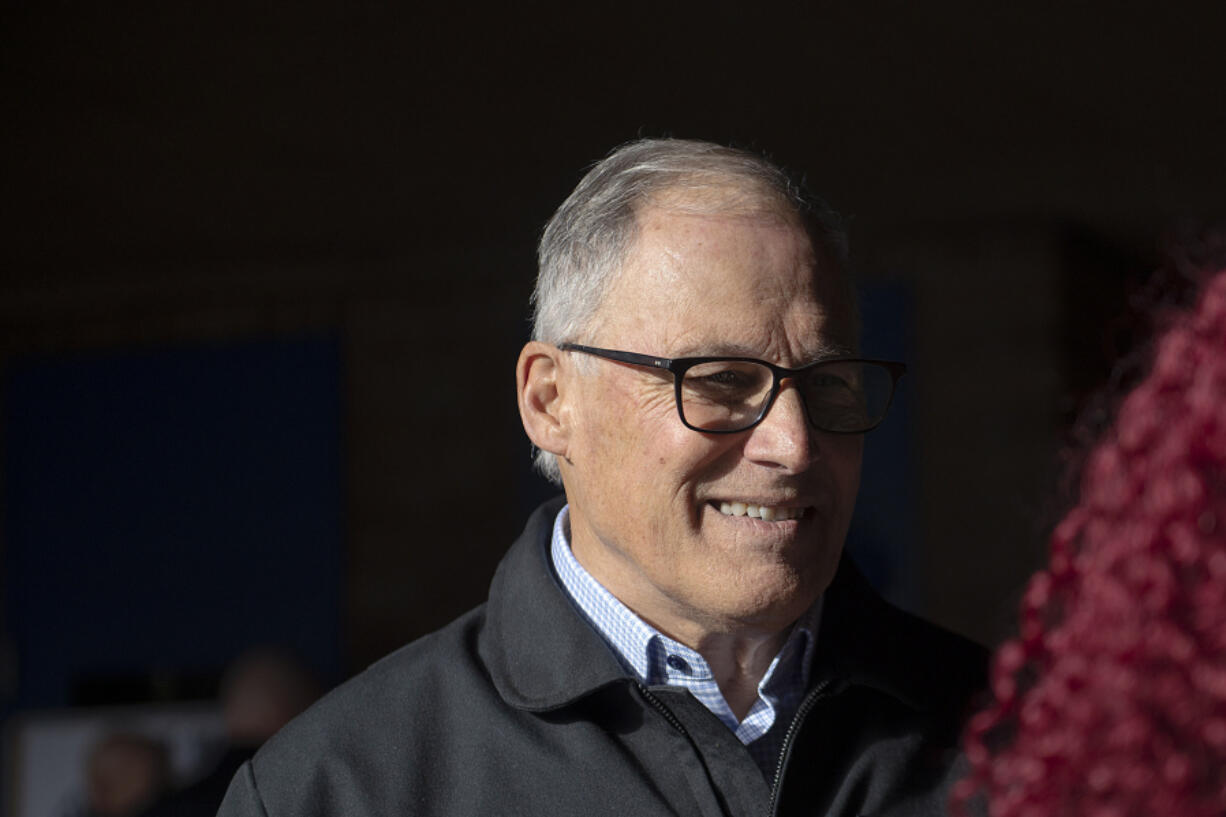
[717,564,829,628]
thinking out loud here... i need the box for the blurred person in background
[145,647,320,817]
[955,260,1226,816]
[80,732,171,817]
[217,647,322,753]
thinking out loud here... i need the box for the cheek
[580,382,676,479]
[579,377,737,505]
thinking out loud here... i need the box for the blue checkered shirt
[550,505,821,777]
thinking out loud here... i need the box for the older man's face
[561,203,862,642]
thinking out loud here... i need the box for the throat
[695,627,792,720]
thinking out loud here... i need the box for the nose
[741,381,818,472]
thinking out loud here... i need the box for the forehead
[594,204,854,360]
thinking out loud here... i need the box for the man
[83,732,170,817]
[148,648,321,817]
[219,139,986,816]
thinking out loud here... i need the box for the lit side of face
[556,204,863,646]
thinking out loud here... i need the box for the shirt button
[666,655,689,673]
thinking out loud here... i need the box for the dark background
[3,1,1225,717]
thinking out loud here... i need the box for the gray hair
[530,138,853,484]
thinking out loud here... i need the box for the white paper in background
[3,703,226,817]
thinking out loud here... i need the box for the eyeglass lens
[678,360,894,433]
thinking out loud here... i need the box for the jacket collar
[479,497,981,715]
[813,554,987,713]
[479,496,631,711]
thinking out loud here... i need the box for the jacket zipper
[766,678,833,816]
[636,682,691,735]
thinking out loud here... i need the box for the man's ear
[516,341,571,458]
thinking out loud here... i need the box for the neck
[586,570,795,720]
[690,628,792,720]
[582,566,797,719]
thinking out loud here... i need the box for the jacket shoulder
[234,605,494,816]
[872,600,989,707]
[824,558,989,714]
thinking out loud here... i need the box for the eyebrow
[671,340,856,361]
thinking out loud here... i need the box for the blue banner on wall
[3,337,344,713]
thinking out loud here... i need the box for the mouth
[712,500,809,522]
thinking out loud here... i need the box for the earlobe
[516,341,570,457]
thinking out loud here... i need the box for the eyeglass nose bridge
[748,370,812,433]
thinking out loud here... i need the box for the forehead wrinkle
[664,312,845,365]
[589,206,846,359]
[636,202,809,280]
[652,239,814,331]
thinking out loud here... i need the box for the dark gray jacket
[218,498,986,816]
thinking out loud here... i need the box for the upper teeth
[717,502,804,521]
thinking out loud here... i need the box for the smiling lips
[716,501,807,522]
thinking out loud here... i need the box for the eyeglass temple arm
[558,344,674,371]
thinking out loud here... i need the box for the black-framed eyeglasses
[559,343,906,434]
